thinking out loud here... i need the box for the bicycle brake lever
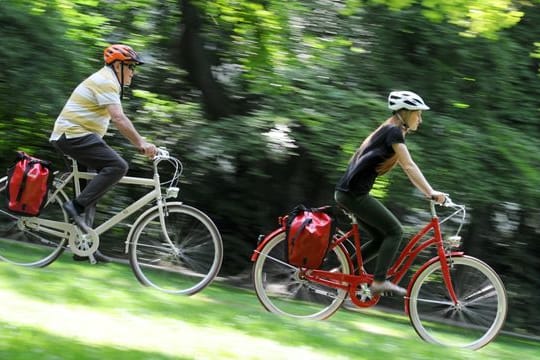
[430,193,453,207]
[443,197,463,209]
[153,148,170,160]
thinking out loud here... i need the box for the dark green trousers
[334,190,403,282]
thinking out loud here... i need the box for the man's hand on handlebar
[139,141,158,159]
[153,148,170,159]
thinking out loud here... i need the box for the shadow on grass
[0,257,538,359]
[0,320,187,360]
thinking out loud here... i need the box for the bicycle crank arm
[307,287,338,298]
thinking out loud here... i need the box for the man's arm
[107,103,156,158]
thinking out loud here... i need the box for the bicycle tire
[128,203,223,295]
[408,255,507,350]
[0,179,68,267]
[252,231,350,320]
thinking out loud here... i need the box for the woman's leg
[335,191,403,282]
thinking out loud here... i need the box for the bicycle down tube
[306,203,460,304]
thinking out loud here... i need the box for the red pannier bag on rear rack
[283,205,335,269]
[6,151,53,217]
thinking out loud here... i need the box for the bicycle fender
[250,227,286,262]
[404,251,464,315]
[124,201,184,254]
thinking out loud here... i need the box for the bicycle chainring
[348,282,380,308]
[69,227,99,257]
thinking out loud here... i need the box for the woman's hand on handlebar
[430,191,447,204]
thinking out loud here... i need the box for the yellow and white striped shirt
[50,66,121,140]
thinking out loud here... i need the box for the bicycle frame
[251,200,507,350]
[299,201,463,306]
[23,155,179,254]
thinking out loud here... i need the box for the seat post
[340,208,358,225]
[69,157,82,196]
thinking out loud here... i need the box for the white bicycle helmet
[388,91,430,111]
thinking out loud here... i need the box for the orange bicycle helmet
[103,44,144,65]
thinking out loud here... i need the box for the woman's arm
[393,143,446,203]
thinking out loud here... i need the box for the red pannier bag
[284,205,335,269]
[6,152,52,216]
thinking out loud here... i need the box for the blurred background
[1,0,539,338]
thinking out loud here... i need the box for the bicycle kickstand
[88,253,97,265]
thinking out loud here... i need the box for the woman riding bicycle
[334,90,446,296]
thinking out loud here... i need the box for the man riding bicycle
[50,44,157,236]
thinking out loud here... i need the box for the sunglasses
[126,63,136,71]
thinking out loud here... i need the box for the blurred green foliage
[1,0,539,336]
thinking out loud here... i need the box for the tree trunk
[177,0,234,120]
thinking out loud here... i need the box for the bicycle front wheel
[252,232,351,320]
[408,255,507,350]
[129,203,223,295]
[0,179,68,267]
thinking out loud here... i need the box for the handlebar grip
[152,148,170,160]
[430,194,452,206]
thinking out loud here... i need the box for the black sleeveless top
[336,125,404,195]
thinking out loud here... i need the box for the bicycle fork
[433,221,459,304]
[150,163,180,255]
[155,198,180,255]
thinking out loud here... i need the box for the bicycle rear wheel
[408,255,507,350]
[129,203,223,295]
[252,232,350,320]
[0,179,68,267]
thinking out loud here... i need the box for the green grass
[0,253,538,360]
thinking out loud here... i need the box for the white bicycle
[0,149,223,295]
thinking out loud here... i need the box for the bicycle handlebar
[432,195,467,239]
[150,148,183,188]
[429,193,465,217]
[153,147,170,160]
[441,196,455,207]
[429,194,461,208]
[439,196,465,210]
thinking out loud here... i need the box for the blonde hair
[352,111,409,175]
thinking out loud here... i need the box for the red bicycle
[251,197,507,350]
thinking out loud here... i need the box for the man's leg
[53,134,128,210]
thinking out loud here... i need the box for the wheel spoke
[129,204,222,295]
[408,256,507,350]
[0,186,67,267]
[415,297,454,306]
[252,232,350,320]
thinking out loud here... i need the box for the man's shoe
[72,253,109,264]
[63,200,91,232]
[370,281,407,296]
[73,254,90,262]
